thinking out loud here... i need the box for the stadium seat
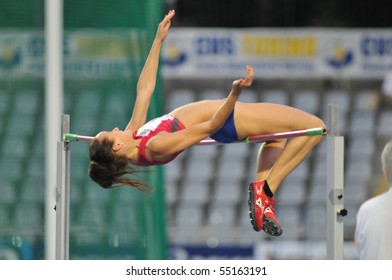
[164,157,183,189]
[216,157,247,182]
[376,111,392,137]
[84,180,111,204]
[184,157,215,185]
[180,179,210,205]
[303,204,326,240]
[0,205,10,225]
[277,181,306,206]
[0,156,24,182]
[109,202,138,228]
[14,202,43,229]
[4,112,35,138]
[212,177,243,205]
[238,89,259,103]
[0,90,11,117]
[262,89,289,105]
[345,159,372,184]
[73,90,103,118]
[0,179,17,204]
[346,136,375,161]
[344,180,368,207]
[220,141,249,160]
[165,89,196,112]
[292,89,320,115]
[175,203,204,227]
[322,89,351,114]
[308,181,327,206]
[74,201,105,228]
[20,175,45,204]
[14,89,40,116]
[165,180,178,206]
[207,204,236,227]
[275,205,304,239]
[352,89,375,113]
[348,111,375,136]
[199,88,226,100]
[188,144,219,163]
[71,117,98,136]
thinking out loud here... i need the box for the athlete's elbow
[204,120,221,135]
[136,86,154,98]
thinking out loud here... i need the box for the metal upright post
[326,104,346,259]
[55,114,71,260]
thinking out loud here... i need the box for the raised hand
[232,65,254,91]
[156,10,175,42]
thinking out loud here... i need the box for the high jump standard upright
[326,104,347,259]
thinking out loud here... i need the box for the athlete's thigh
[234,102,324,138]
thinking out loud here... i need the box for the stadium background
[0,0,391,259]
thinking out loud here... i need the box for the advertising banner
[162,28,392,79]
[2,28,392,79]
[0,30,144,79]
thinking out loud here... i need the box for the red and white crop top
[132,114,186,166]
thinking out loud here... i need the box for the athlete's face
[95,127,123,142]
[95,128,134,153]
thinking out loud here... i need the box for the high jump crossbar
[63,127,326,145]
[56,104,345,260]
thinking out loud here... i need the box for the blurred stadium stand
[1,0,392,260]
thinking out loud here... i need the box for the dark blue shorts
[210,111,240,143]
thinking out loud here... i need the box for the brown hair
[88,138,152,193]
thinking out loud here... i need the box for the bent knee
[312,116,327,129]
[307,117,326,144]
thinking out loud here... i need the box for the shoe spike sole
[248,184,262,232]
[262,218,283,237]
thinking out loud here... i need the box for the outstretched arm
[208,65,254,132]
[126,10,175,131]
[148,66,254,160]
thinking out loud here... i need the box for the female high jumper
[88,10,326,237]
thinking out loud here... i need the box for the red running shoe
[248,181,282,236]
